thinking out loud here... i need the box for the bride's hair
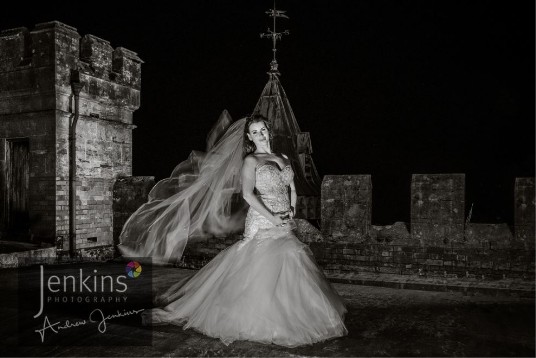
[243,113,273,157]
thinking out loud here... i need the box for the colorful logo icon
[125,261,142,278]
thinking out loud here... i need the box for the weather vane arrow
[260,1,290,75]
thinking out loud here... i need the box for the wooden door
[5,139,30,239]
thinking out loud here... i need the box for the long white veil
[118,118,248,264]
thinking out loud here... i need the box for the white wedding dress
[143,162,348,347]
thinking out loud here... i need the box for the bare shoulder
[243,154,258,168]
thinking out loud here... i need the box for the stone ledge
[0,246,56,268]
[326,271,535,298]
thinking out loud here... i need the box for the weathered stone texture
[56,178,114,249]
[0,21,142,250]
[80,34,113,76]
[179,236,534,280]
[112,176,155,246]
[514,177,535,247]
[28,177,56,239]
[0,27,31,71]
[370,222,413,244]
[56,113,133,178]
[411,174,465,246]
[309,242,535,279]
[112,47,143,90]
[321,175,372,240]
[464,223,514,248]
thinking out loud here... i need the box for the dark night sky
[2,1,534,225]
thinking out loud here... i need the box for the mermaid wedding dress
[143,161,348,347]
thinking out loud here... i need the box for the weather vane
[260,1,289,74]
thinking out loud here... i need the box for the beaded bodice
[255,162,293,212]
[242,162,294,240]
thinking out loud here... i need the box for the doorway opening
[3,138,30,241]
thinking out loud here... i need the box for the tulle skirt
[143,226,348,348]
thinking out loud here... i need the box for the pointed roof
[253,73,321,197]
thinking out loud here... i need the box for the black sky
[2,1,534,225]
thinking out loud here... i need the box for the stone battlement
[0,21,143,248]
[0,21,143,90]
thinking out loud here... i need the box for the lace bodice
[242,162,294,240]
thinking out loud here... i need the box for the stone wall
[112,176,155,247]
[0,21,142,251]
[180,174,534,282]
[309,242,534,279]
[411,174,465,245]
[321,175,372,240]
[178,230,535,280]
[464,223,514,247]
[514,177,535,248]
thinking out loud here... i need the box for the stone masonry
[321,175,372,241]
[411,174,465,246]
[0,21,142,252]
[515,177,535,248]
[112,176,155,248]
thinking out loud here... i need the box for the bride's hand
[271,214,289,227]
[288,207,295,219]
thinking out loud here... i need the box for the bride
[119,114,348,347]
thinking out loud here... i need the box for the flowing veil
[118,118,248,264]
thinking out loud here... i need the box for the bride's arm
[241,155,286,226]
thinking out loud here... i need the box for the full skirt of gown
[143,223,348,348]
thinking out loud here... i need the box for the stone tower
[0,21,142,253]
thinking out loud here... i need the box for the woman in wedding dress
[130,114,347,347]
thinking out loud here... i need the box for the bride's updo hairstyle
[243,113,272,157]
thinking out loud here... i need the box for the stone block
[31,21,79,68]
[81,34,113,76]
[411,174,465,246]
[514,177,535,245]
[321,175,372,240]
[112,47,143,90]
[113,176,155,244]
[464,223,513,247]
[0,27,30,71]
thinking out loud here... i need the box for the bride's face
[247,121,270,149]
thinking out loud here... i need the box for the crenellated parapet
[0,21,143,249]
[78,33,143,90]
[514,177,535,247]
[80,34,114,77]
[0,21,143,119]
[0,21,142,86]
[112,47,143,90]
[0,27,31,70]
